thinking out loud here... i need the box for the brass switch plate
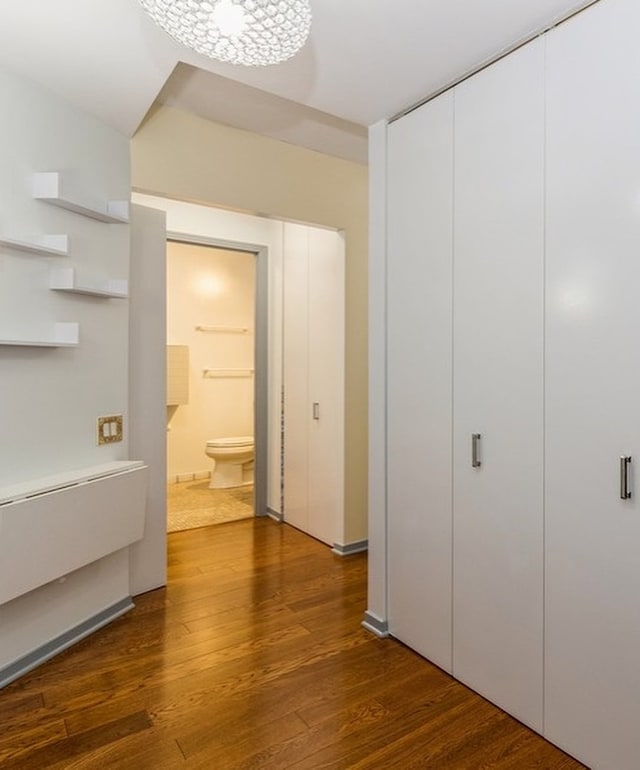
[97,415,123,445]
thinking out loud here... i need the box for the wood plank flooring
[0,518,586,769]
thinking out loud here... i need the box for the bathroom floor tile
[167,481,254,533]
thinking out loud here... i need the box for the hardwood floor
[0,518,586,769]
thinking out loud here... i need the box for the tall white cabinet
[452,40,545,731]
[387,92,454,672]
[381,0,640,766]
[544,1,640,766]
[387,39,544,729]
[283,223,345,547]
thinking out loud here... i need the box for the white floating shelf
[203,368,254,378]
[49,267,128,298]
[0,322,79,348]
[195,325,249,334]
[0,234,69,257]
[32,172,129,224]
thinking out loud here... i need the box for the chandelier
[139,0,312,67]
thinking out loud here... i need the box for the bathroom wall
[131,106,368,543]
[167,242,256,480]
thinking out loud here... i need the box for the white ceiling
[0,0,594,164]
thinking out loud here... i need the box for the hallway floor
[0,519,585,768]
[167,479,254,532]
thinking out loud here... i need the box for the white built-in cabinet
[544,1,640,767]
[387,92,454,672]
[452,40,545,731]
[384,0,640,766]
[283,223,344,547]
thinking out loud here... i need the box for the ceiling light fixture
[139,0,312,67]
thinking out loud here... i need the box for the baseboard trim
[265,507,283,522]
[168,471,211,484]
[362,611,389,638]
[0,597,134,689]
[331,539,368,556]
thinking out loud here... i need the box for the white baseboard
[362,610,389,638]
[0,597,134,688]
[331,539,368,556]
[168,471,212,484]
[265,507,283,522]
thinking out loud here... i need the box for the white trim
[0,598,133,688]
[362,611,389,638]
[332,539,368,556]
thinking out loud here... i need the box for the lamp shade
[139,0,312,67]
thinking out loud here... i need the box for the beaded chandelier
[139,0,312,66]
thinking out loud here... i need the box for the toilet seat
[206,436,253,449]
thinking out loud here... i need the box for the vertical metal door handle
[620,455,632,499]
[313,402,320,420]
[472,433,482,468]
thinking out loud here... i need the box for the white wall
[167,243,256,480]
[366,121,389,631]
[128,203,167,596]
[0,65,134,677]
[0,66,130,485]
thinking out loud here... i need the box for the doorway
[165,234,269,533]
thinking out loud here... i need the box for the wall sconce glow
[139,0,312,67]
[193,273,226,298]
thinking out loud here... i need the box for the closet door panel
[452,39,544,730]
[545,2,640,766]
[283,223,310,534]
[387,92,454,671]
[308,228,344,546]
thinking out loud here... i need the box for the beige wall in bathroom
[167,242,256,481]
[131,105,369,543]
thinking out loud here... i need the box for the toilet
[205,436,254,489]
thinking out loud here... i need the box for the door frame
[167,231,269,520]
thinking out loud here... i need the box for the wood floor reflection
[0,519,585,768]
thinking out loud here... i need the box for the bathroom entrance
[165,239,259,533]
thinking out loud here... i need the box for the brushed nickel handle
[472,433,482,468]
[313,402,320,421]
[620,456,632,499]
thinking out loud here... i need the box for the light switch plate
[97,414,123,445]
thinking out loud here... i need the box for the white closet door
[386,92,454,671]
[452,39,544,730]
[307,228,345,546]
[283,223,345,546]
[545,2,640,766]
[283,223,310,535]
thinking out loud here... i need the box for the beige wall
[131,105,368,542]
